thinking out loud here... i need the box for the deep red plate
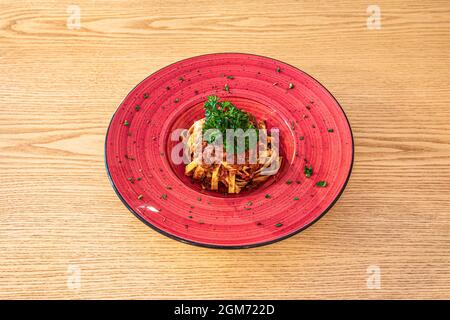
[105,53,353,248]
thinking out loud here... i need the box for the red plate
[105,53,353,248]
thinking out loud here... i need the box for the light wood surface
[1,0,449,299]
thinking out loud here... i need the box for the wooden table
[1,0,449,299]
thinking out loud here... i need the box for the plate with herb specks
[105,53,354,248]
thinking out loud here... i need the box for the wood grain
[0,0,449,299]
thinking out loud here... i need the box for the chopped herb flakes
[265,194,271,199]
[276,67,281,73]
[286,180,293,185]
[275,223,283,227]
[288,83,294,89]
[143,93,149,99]
[227,75,234,79]
[161,194,167,200]
[224,84,230,92]
[135,105,141,111]
[304,165,313,178]
[123,120,129,126]
[293,197,299,201]
[316,181,327,187]
[328,128,334,132]
[299,136,304,140]
[137,194,143,200]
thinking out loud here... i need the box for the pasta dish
[184,96,282,194]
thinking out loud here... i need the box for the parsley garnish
[304,165,313,178]
[316,181,327,187]
[202,95,258,153]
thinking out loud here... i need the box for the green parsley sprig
[202,95,258,153]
